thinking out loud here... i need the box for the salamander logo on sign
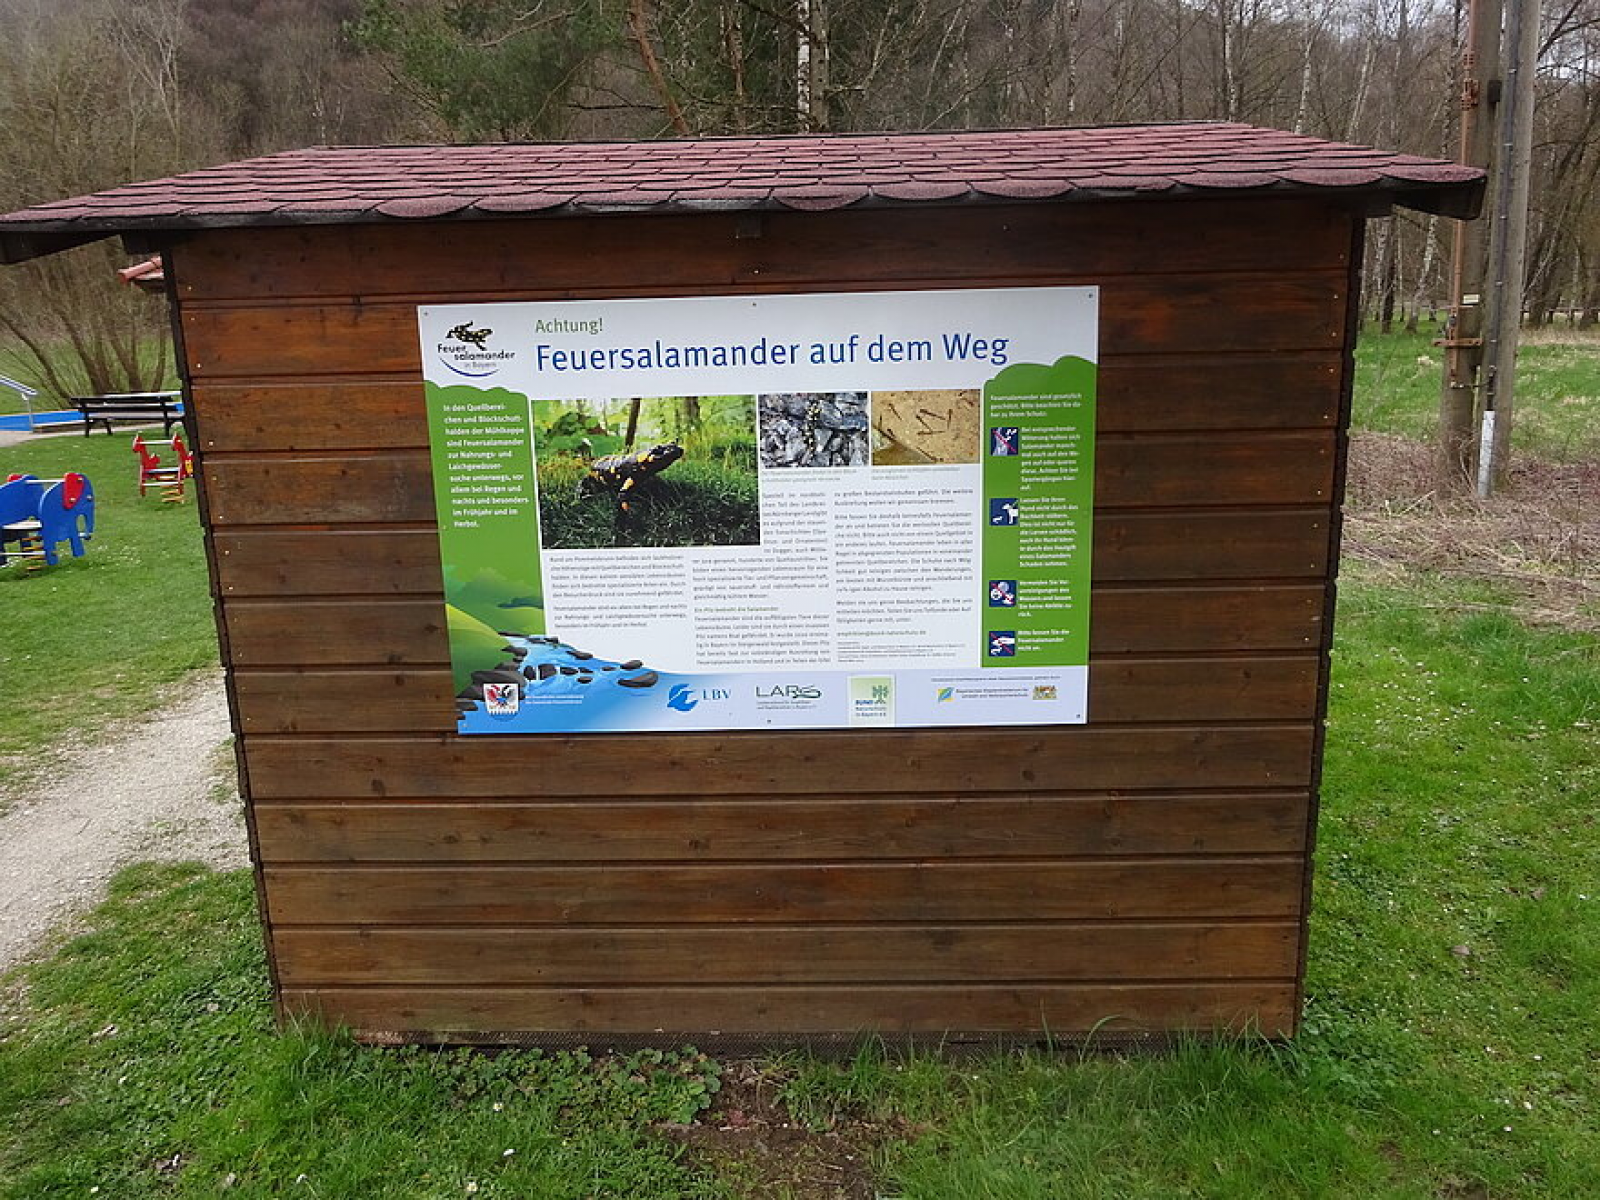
[438,323,515,378]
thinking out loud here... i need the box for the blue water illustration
[456,634,699,734]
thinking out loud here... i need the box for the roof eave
[0,177,1486,265]
[1394,177,1485,220]
[0,228,117,265]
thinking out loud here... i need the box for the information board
[418,287,1096,733]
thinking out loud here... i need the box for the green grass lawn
[0,432,217,791]
[1353,321,1600,462]
[1,575,1594,1198]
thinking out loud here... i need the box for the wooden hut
[0,124,1482,1047]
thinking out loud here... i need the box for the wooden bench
[70,392,184,437]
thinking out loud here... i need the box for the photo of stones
[870,388,982,465]
[758,391,870,467]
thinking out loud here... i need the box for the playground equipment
[0,375,41,431]
[132,431,193,502]
[0,472,96,571]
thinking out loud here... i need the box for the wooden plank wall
[169,197,1355,1042]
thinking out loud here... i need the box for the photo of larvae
[534,395,760,549]
[871,388,982,465]
[758,391,870,468]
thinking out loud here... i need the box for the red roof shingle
[0,123,1484,262]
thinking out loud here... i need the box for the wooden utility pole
[1475,0,1540,497]
[1435,0,1502,492]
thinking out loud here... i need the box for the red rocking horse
[132,431,194,502]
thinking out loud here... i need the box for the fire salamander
[580,441,684,514]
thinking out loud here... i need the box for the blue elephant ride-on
[0,471,95,570]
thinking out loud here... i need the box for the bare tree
[0,1,205,399]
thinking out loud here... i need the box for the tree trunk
[1292,16,1315,134]
[795,0,829,132]
[721,0,747,132]
[1579,247,1599,328]
[1407,214,1438,333]
[627,0,690,136]
[1065,0,1081,121]
[1379,218,1400,334]
[624,399,642,450]
[1217,0,1240,121]
[1345,22,1376,141]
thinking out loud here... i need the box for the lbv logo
[667,684,730,713]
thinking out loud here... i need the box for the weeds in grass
[1342,432,1599,631]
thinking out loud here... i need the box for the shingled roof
[0,123,1484,263]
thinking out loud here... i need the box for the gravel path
[0,672,249,974]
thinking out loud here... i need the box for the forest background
[0,0,1597,402]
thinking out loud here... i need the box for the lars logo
[755,684,822,701]
[482,682,520,720]
[667,684,731,713]
[437,320,515,378]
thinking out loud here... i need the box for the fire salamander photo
[534,395,761,548]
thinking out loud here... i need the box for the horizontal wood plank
[264,859,1302,925]
[738,201,1348,288]
[189,354,1341,452]
[221,584,1323,667]
[225,596,445,663]
[204,452,431,525]
[200,434,1334,525]
[280,981,1299,1036]
[193,378,422,452]
[180,273,1346,380]
[243,726,1316,799]
[1093,584,1324,652]
[174,200,1350,302]
[273,922,1301,985]
[1097,354,1340,434]
[1089,656,1318,722]
[1093,509,1329,580]
[252,794,1310,861]
[215,530,443,596]
[231,656,1319,734]
[211,510,1329,600]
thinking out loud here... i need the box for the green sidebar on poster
[423,383,546,694]
[981,357,1097,675]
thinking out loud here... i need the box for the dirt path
[0,672,248,974]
